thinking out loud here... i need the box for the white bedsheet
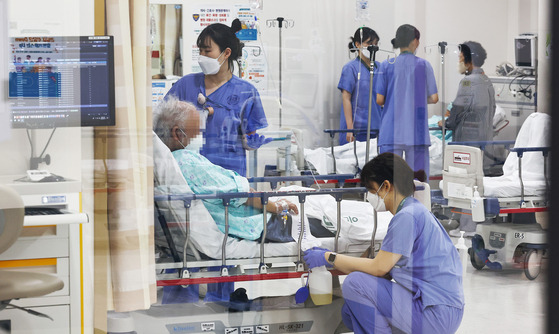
[304,135,443,176]
[483,113,549,197]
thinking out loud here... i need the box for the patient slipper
[295,286,309,304]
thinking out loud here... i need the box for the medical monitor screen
[514,36,536,69]
[9,36,115,128]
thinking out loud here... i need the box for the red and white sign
[453,152,471,165]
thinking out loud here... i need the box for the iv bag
[355,0,370,22]
[249,0,263,10]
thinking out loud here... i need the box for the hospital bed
[302,108,510,178]
[149,131,436,333]
[149,131,400,333]
[440,112,549,280]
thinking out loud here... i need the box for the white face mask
[458,61,468,74]
[185,134,204,153]
[178,128,203,152]
[361,48,371,59]
[367,182,389,212]
[198,51,226,75]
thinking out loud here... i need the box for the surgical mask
[185,134,204,153]
[361,48,371,59]
[458,61,468,74]
[198,51,225,75]
[367,183,389,212]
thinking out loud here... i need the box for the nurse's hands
[346,132,354,143]
[242,133,273,150]
[303,247,333,269]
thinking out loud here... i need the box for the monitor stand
[21,128,67,182]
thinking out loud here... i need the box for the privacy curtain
[101,0,155,312]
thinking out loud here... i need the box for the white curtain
[102,0,156,312]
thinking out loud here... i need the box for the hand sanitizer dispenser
[471,186,485,222]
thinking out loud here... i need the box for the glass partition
[2,0,550,333]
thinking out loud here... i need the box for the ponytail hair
[197,18,244,71]
[348,26,379,53]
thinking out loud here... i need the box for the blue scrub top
[381,197,464,309]
[166,73,268,176]
[376,54,438,147]
[337,58,382,145]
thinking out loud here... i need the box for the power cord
[509,74,535,99]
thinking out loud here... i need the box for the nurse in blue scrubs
[376,24,439,177]
[166,19,268,176]
[338,27,381,145]
[304,153,464,334]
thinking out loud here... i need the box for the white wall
[1,0,92,179]
[537,0,551,114]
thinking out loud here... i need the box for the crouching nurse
[304,153,464,334]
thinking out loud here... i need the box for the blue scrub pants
[341,272,463,334]
[379,145,430,179]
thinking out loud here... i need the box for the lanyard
[358,57,372,71]
[395,197,409,214]
[399,51,413,55]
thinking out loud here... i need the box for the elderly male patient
[153,96,298,242]
[154,96,299,304]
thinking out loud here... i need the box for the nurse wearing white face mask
[304,153,464,334]
[337,27,382,145]
[165,19,268,177]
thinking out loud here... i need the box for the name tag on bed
[453,152,471,165]
[447,182,473,199]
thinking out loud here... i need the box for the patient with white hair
[153,96,299,242]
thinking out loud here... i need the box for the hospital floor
[234,236,546,334]
[137,239,546,334]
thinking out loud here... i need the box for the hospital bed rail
[248,173,356,190]
[449,139,516,152]
[447,140,549,208]
[155,174,358,264]
[154,186,373,286]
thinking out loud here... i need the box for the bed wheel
[524,248,542,280]
[469,236,486,270]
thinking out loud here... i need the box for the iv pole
[438,41,448,167]
[267,17,294,128]
[364,44,379,164]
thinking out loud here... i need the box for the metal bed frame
[154,174,377,287]
[439,142,550,280]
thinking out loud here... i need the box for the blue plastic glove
[243,133,273,150]
[303,247,333,269]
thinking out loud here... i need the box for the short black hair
[360,152,415,197]
[348,27,380,52]
[460,41,487,67]
[391,24,420,48]
[197,18,243,71]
